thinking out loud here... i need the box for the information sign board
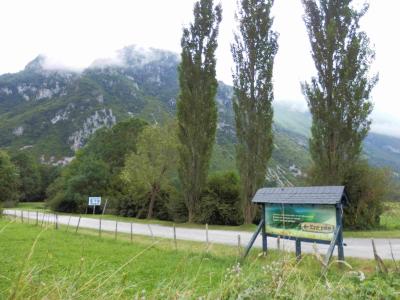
[88,196,101,206]
[265,204,336,241]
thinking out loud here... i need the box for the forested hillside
[0,46,399,186]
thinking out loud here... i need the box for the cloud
[371,112,400,138]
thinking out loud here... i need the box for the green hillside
[0,45,399,185]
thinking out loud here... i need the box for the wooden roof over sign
[252,186,347,205]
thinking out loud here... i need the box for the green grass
[10,201,400,238]
[12,202,49,211]
[0,217,400,299]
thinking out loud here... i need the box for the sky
[0,0,399,136]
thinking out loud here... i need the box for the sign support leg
[336,204,345,261]
[243,219,264,258]
[295,239,301,261]
[261,204,267,255]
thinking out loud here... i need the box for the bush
[196,172,243,225]
[117,186,174,221]
[343,161,391,229]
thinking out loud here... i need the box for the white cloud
[0,0,399,137]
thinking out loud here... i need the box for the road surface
[4,209,400,260]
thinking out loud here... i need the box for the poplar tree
[232,0,278,223]
[177,0,222,222]
[302,0,377,184]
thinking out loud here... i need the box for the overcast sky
[0,0,399,136]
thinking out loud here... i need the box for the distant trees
[47,156,111,212]
[47,118,146,213]
[177,0,222,222]
[0,150,20,206]
[121,123,178,219]
[11,152,42,202]
[302,0,377,184]
[232,0,278,223]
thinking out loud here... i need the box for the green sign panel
[265,204,337,241]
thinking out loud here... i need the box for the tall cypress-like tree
[232,0,278,223]
[177,0,222,222]
[302,0,377,184]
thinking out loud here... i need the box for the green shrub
[196,172,243,225]
[117,186,174,221]
[343,161,391,229]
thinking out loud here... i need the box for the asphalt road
[4,209,400,260]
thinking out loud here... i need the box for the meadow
[0,216,399,299]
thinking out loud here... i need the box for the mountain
[0,45,399,185]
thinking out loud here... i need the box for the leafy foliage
[197,172,243,225]
[47,156,111,212]
[121,122,178,218]
[302,0,377,183]
[11,152,42,202]
[343,161,391,229]
[0,150,20,205]
[46,118,146,212]
[82,118,147,173]
[232,0,278,223]
[177,0,222,222]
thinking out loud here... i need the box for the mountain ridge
[0,45,399,185]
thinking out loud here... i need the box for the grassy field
[9,201,400,238]
[0,217,399,299]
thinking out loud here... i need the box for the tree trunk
[187,194,195,223]
[243,201,254,224]
[147,185,158,219]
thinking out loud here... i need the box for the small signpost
[88,196,101,215]
[244,186,348,265]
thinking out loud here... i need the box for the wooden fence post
[148,224,154,239]
[130,223,133,243]
[206,223,209,251]
[41,213,45,227]
[55,214,59,230]
[114,221,118,240]
[173,224,177,251]
[372,239,388,274]
[66,216,71,232]
[75,216,81,233]
[99,217,102,238]
[36,211,39,226]
[237,234,241,257]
